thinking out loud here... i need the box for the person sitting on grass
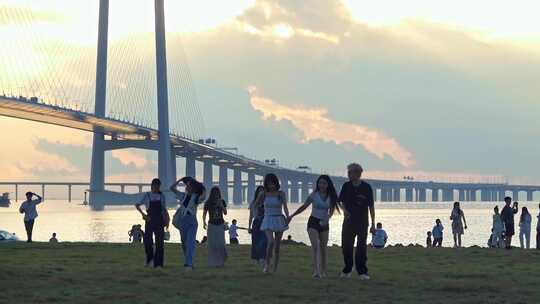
[371,223,387,249]
[426,231,432,248]
[49,233,58,243]
[282,235,303,245]
[432,219,444,247]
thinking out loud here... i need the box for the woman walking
[492,206,504,248]
[288,175,340,278]
[519,207,532,249]
[170,177,205,270]
[248,185,267,266]
[202,187,228,267]
[252,173,289,273]
[135,178,170,268]
[450,201,467,248]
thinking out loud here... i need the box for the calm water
[1,200,539,248]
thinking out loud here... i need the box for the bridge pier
[458,189,466,201]
[203,160,213,192]
[431,189,439,202]
[219,166,229,202]
[417,188,426,202]
[442,189,453,202]
[393,188,401,202]
[480,189,490,202]
[247,172,256,204]
[290,179,300,203]
[468,190,477,202]
[68,185,72,202]
[527,191,534,201]
[280,175,289,203]
[185,152,196,178]
[300,179,310,202]
[15,184,18,202]
[233,169,242,205]
[512,190,519,201]
[405,188,413,202]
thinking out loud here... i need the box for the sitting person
[371,223,388,249]
[426,231,432,248]
[282,234,303,245]
[49,232,58,243]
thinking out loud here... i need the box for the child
[371,223,388,249]
[426,231,432,248]
[227,219,248,245]
[128,224,144,243]
[49,232,58,243]
[432,219,444,247]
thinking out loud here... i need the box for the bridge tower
[89,0,174,209]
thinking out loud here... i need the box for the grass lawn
[1,242,539,304]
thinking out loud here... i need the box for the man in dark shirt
[338,163,375,280]
[500,196,518,249]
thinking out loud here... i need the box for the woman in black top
[248,186,267,265]
[203,187,228,267]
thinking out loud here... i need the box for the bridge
[1,0,539,209]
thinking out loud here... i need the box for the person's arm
[19,203,25,214]
[33,193,43,204]
[169,178,185,195]
[135,194,149,221]
[338,185,351,219]
[369,204,376,233]
[202,208,208,230]
[288,194,313,222]
[462,211,467,229]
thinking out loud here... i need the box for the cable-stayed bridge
[1,0,539,209]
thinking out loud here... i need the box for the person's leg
[264,230,274,272]
[154,226,164,267]
[519,231,525,249]
[143,223,154,265]
[273,231,284,272]
[457,234,462,248]
[185,216,198,268]
[307,228,321,276]
[453,233,457,247]
[319,230,329,275]
[526,231,530,249]
[355,225,369,275]
[24,220,33,242]
[341,222,355,274]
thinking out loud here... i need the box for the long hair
[520,207,529,223]
[263,173,280,191]
[205,186,223,207]
[250,185,265,209]
[314,175,340,216]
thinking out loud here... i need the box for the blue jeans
[180,214,198,267]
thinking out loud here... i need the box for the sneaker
[358,274,370,280]
[312,273,321,278]
[144,259,153,267]
[184,266,194,271]
[263,265,269,274]
[340,272,351,279]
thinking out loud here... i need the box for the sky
[1,0,540,186]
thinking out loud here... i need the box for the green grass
[1,243,539,304]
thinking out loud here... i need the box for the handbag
[172,207,184,230]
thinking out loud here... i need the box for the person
[519,206,532,249]
[248,186,267,266]
[19,192,43,242]
[371,223,387,249]
[288,175,340,277]
[135,178,170,268]
[49,232,58,243]
[537,203,540,250]
[252,173,289,273]
[282,235,303,245]
[338,163,375,280]
[170,177,206,270]
[487,229,496,248]
[450,202,467,248]
[128,224,144,243]
[200,236,208,244]
[500,197,518,249]
[492,206,504,248]
[227,219,247,244]
[202,186,227,267]
[426,231,432,248]
[432,219,444,247]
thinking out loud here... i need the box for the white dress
[260,194,288,232]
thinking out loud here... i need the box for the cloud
[111,150,149,169]
[248,86,415,168]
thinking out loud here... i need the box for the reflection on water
[1,200,538,248]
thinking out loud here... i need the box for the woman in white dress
[492,206,504,248]
[253,173,289,273]
[288,175,340,278]
[519,207,532,249]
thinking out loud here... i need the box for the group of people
[135,163,375,279]
[489,198,539,249]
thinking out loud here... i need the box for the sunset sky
[1,0,540,185]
